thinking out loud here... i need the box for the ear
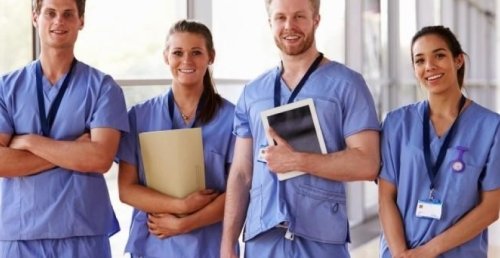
[32,11,38,28]
[79,16,85,30]
[163,49,169,65]
[454,53,464,70]
[209,50,216,65]
[313,14,320,29]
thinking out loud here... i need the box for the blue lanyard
[274,53,323,107]
[423,95,466,190]
[36,58,77,137]
[167,89,205,129]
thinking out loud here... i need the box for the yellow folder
[138,128,205,198]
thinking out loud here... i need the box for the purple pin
[452,146,468,172]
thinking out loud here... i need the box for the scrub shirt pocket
[243,185,263,241]
[294,184,348,244]
[446,148,483,208]
[204,149,227,191]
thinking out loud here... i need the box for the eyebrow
[414,47,447,57]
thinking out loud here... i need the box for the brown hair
[165,19,222,124]
[264,0,320,16]
[33,0,86,17]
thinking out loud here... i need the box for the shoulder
[0,62,36,89]
[383,101,424,129]
[466,102,500,128]
[74,60,120,89]
[320,61,365,83]
[246,67,277,89]
[130,92,168,115]
[219,98,235,113]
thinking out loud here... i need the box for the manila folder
[139,128,205,199]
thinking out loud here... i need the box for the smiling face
[412,34,464,96]
[33,0,84,51]
[268,0,319,56]
[164,32,214,89]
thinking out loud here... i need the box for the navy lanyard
[36,58,77,137]
[167,89,205,129]
[274,52,324,107]
[423,95,466,190]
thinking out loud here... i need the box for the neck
[171,83,204,114]
[428,90,464,118]
[280,47,323,89]
[39,50,75,85]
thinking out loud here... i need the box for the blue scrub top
[0,60,129,240]
[234,61,380,245]
[379,101,500,258]
[117,90,235,258]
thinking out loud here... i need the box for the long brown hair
[166,19,222,124]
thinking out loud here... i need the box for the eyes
[43,9,77,20]
[414,52,448,66]
[273,13,308,22]
[171,50,204,57]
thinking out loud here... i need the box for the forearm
[221,172,251,254]
[119,182,185,214]
[184,193,225,232]
[295,147,379,181]
[423,192,500,255]
[17,130,119,173]
[0,147,54,177]
[379,196,408,256]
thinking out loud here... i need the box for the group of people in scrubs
[0,0,498,258]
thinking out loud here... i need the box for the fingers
[267,127,286,145]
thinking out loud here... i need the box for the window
[212,0,345,81]
[0,1,32,74]
[75,0,185,80]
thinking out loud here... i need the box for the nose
[425,60,436,71]
[284,17,296,30]
[54,13,65,24]
[182,54,192,63]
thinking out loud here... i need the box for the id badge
[415,199,442,220]
[257,145,267,163]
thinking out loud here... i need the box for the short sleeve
[379,115,398,185]
[0,78,13,134]
[480,122,500,191]
[90,76,129,132]
[233,85,252,138]
[117,108,138,166]
[342,73,380,137]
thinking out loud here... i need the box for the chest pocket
[204,149,227,191]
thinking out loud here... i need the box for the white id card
[257,146,267,163]
[415,200,442,220]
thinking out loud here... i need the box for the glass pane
[399,0,417,82]
[0,0,32,74]
[363,0,382,79]
[212,0,345,80]
[75,0,185,80]
[317,0,345,63]
[212,1,277,80]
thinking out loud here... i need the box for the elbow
[489,210,499,224]
[362,158,380,181]
[118,189,129,204]
[75,157,114,174]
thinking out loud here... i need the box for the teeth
[284,35,299,40]
[427,74,442,80]
[179,69,194,73]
